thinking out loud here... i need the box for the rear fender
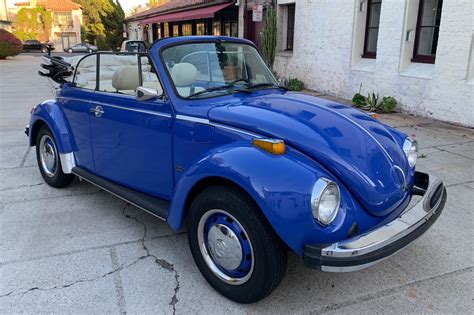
[29,99,75,153]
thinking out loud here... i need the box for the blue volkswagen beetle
[27,36,446,303]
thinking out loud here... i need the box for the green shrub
[364,92,379,111]
[288,78,304,91]
[352,93,366,108]
[352,90,398,113]
[379,96,397,113]
[0,29,22,59]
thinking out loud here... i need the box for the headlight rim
[311,178,341,226]
[403,137,418,168]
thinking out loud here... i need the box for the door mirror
[278,77,289,89]
[136,86,160,101]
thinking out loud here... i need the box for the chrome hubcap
[197,209,254,285]
[39,135,57,177]
[207,224,242,270]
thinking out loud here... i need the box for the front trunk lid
[207,92,411,216]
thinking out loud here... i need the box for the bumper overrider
[304,171,446,272]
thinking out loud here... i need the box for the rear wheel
[36,125,74,188]
[188,185,287,303]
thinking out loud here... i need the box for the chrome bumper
[304,172,446,272]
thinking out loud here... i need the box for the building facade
[12,0,82,50]
[125,0,239,43]
[274,0,473,127]
[0,0,12,31]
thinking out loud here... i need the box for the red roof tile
[15,0,81,11]
[126,0,233,21]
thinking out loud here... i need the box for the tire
[36,125,74,188]
[188,185,287,303]
[68,48,73,53]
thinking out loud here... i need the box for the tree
[127,4,146,18]
[149,0,169,8]
[261,5,277,71]
[13,6,52,42]
[73,0,113,43]
[101,0,125,50]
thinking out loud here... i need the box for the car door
[89,54,173,199]
[58,54,98,172]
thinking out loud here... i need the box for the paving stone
[437,141,474,160]
[416,149,474,187]
[0,192,174,264]
[0,145,29,169]
[321,269,473,314]
[0,248,119,313]
[397,125,472,149]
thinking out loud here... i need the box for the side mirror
[136,86,160,101]
[279,77,289,89]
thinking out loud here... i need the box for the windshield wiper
[186,84,234,98]
[236,83,286,92]
[186,78,249,99]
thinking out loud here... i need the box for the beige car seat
[171,63,205,97]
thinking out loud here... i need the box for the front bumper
[304,171,446,272]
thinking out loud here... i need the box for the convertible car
[27,36,446,303]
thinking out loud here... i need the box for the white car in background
[120,40,147,52]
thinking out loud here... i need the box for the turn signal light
[369,113,378,119]
[252,139,286,155]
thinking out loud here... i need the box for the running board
[72,167,169,220]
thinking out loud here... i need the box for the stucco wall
[274,0,474,127]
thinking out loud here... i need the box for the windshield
[162,42,278,98]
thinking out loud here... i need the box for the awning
[140,2,234,24]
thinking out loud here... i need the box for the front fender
[29,99,74,153]
[168,142,376,255]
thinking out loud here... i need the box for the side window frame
[71,53,99,91]
[72,52,165,97]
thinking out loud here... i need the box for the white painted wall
[126,21,152,42]
[274,0,474,127]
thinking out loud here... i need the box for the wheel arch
[28,100,75,153]
[179,176,277,239]
[166,143,351,255]
[29,119,47,146]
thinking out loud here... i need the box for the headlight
[403,138,418,168]
[311,178,340,225]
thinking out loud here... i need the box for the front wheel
[36,125,74,188]
[188,185,287,303]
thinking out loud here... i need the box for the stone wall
[274,0,474,127]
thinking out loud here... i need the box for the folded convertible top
[38,55,74,84]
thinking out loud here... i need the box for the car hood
[207,92,411,216]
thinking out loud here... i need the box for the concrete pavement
[0,55,473,314]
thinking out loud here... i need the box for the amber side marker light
[369,112,379,119]
[252,139,286,155]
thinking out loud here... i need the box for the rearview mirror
[136,86,159,101]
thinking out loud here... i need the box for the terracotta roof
[15,0,81,11]
[126,0,233,22]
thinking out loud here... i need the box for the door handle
[90,105,104,117]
